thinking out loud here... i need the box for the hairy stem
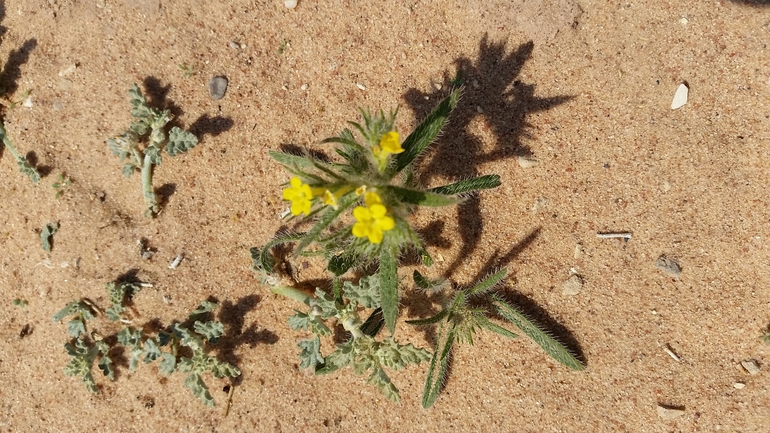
[142,153,158,217]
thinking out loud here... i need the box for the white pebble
[300,83,308,91]
[657,405,685,420]
[58,63,77,77]
[23,95,33,108]
[562,274,583,296]
[284,0,297,8]
[229,41,240,50]
[517,155,539,169]
[741,359,761,375]
[671,83,688,109]
[169,253,184,269]
[679,17,689,25]
[733,382,746,389]
[356,83,366,91]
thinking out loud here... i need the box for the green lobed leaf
[367,368,400,402]
[190,301,219,316]
[429,174,502,195]
[40,222,59,252]
[165,127,199,157]
[379,242,400,335]
[143,338,161,363]
[184,373,215,407]
[159,353,177,376]
[97,354,115,380]
[491,295,585,371]
[117,327,142,347]
[66,319,86,338]
[298,337,324,370]
[172,323,204,351]
[375,337,431,370]
[393,87,461,173]
[342,275,381,309]
[128,346,144,372]
[53,301,94,323]
[128,83,153,119]
[384,185,462,207]
[209,358,241,378]
[193,320,225,342]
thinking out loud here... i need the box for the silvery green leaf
[128,83,153,119]
[107,131,139,159]
[367,368,400,402]
[105,305,125,322]
[97,353,114,380]
[40,222,59,252]
[209,358,241,378]
[145,146,162,165]
[193,320,224,342]
[316,342,354,375]
[128,346,143,372]
[122,163,137,178]
[310,288,339,319]
[117,327,142,347]
[159,353,177,376]
[66,319,86,338]
[375,337,430,371]
[53,301,91,322]
[143,338,161,363]
[157,331,172,347]
[17,159,40,183]
[287,312,311,331]
[165,127,198,157]
[189,301,219,316]
[184,373,214,407]
[342,275,380,309]
[173,324,203,351]
[129,120,149,135]
[177,356,194,373]
[298,337,324,370]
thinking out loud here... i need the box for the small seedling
[761,329,770,345]
[107,83,199,217]
[278,39,288,54]
[178,63,194,78]
[52,173,72,199]
[12,298,27,307]
[40,222,59,252]
[53,280,240,406]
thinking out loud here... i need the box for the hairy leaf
[367,368,400,402]
[393,87,461,173]
[316,342,354,375]
[298,337,325,370]
[165,127,199,156]
[412,270,446,291]
[375,337,431,370]
[379,243,399,335]
[190,301,219,316]
[429,174,501,195]
[143,338,161,363]
[422,325,456,408]
[384,185,462,207]
[342,275,381,309]
[40,222,59,252]
[184,373,214,407]
[97,353,114,380]
[466,268,507,297]
[66,319,86,338]
[295,192,359,254]
[193,320,225,342]
[492,295,585,371]
[53,301,94,323]
[159,353,177,376]
[128,83,153,119]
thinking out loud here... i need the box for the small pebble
[733,382,745,389]
[476,106,483,113]
[472,79,480,89]
[58,63,77,77]
[741,359,761,375]
[300,83,308,91]
[679,17,689,25]
[517,155,539,169]
[208,76,228,100]
[671,83,688,109]
[655,255,682,278]
[574,244,583,259]
[657,405,685,420]
[284,0,297,8]
[229,41,240,50]
[562,274,583,296]
[356,83,366,91]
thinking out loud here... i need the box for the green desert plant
[107,83,198,217]
[253,84,500,335]
[0,119,40,183]
[52,172,72,199]
[53,280,240,407]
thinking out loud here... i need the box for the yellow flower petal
[379,131,403,154]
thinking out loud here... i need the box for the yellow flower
[352,192,395,244]
[321,186,353,209]
[282,177,314,216]
[372,131,404,171]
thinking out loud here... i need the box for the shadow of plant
[404,35,573,277]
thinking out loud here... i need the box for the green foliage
[12,298,27,307]
[52,173,72,199]
[178,63,194,78]
[407,268,585,408]
[270,281,430,402]
[54,281,240,407]
[107,83,199,217]
[0,118,40,183]
[761,329,770,345]
[40,222,59,252]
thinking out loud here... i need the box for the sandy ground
[1,0,769,431]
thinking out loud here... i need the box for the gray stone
[562,274,583,296]
[208,76,228,100]
[655,255,681,278]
